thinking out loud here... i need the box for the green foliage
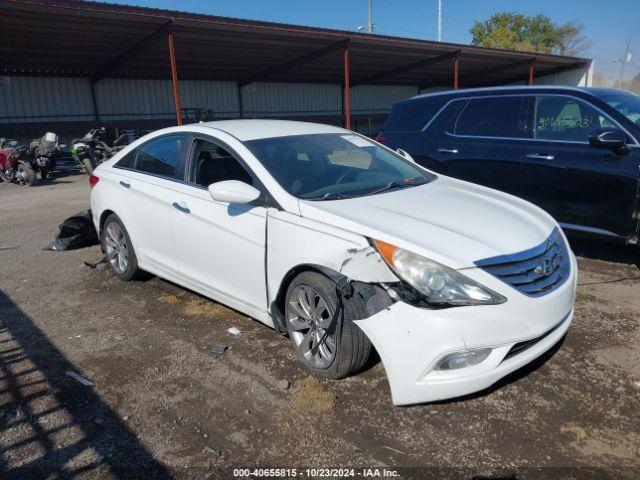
[470,12,589,56]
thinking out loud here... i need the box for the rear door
[110,133,189,275]
[518,94,639,238]
[427,95,532,198]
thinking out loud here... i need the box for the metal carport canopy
[0,0,591,126]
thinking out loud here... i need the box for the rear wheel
[284,271,372,379]
[101,214,142,281]
[16,162,36,186]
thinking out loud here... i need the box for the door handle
[172,201,190,214]
[525,153,555,161]
[437,148,459,154]
[119,180,131,188]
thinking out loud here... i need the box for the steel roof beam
[239,39,349,87]
[352,49,460,87]
[91,20,172,84]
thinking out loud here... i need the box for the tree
[470,13,590,57]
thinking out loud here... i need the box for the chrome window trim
[421,93,639,146]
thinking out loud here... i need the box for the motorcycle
[71,127,128,175]
[29,132,62,180]
[0,138,35,186]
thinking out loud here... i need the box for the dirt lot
[1,174,639,479]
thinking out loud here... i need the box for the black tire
[101,213,143,281]
[0,168,13,183]
[40,166,49,179]
[284,271,372,379]
[17,162,36,186]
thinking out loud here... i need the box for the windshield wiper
[367,177,426,196]
[304,192,347,201]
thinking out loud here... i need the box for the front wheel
[101,214,143,281]
[0,168,14,183]
[16,162,36,186]
[284,271,372,379]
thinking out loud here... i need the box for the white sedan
[90,120,576,406]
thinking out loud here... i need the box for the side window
[535,96,615,142]
[383,100,443,131]
[115,150,135,169]
[190,139,254,188]
[133,134,186,179]
[453,97,529,138]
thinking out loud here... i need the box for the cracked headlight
[374,240,506,307]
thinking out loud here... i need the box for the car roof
[198,119,348,141]
[409,85,601,103]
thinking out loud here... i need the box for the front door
[518,95,640,239]
[170,137,269,317]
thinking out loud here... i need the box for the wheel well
[98,209,115,236]
[271,264,333,334]
[271,264,394,334]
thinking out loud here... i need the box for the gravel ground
[1,174,639,479]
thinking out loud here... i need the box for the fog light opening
[435,348,492,371]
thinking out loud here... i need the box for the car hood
[297,176,558,270]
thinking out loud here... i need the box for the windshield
[598,91,640,127]
[245,133,434,200]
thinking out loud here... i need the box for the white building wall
[0,76,94,123]
[0,64,593,127]
[351,85,420,114]
[241,82,342,117]
[533,65,591,87]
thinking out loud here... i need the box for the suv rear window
[383,99,443,131]
[452,96,529,138]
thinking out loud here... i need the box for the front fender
[266,210,398,330]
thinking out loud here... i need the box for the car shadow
[32,171,82,187]
[0,289,172,479]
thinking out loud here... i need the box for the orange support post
[453,56,459,90]
[344,47,351,130]
[168,31,182,126]
[528,61,534,85]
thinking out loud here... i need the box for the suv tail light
[89,175,99,187]
[375,134,386,143]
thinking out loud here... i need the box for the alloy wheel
[287,284,337,369]
[104,222,129,274]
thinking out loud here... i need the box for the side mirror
[208,180,261,204]
[396,148,416,163]
[589,128,630,155]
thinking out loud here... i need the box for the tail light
[89,175,99,187]
[375,134,387,143]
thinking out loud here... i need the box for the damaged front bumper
[354,254,577,406]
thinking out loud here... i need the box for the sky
[107,0,639,83]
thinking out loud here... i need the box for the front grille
[475,228,570,297]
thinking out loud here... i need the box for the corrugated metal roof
[1,0,590,88]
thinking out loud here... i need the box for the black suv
[378,87,640,245]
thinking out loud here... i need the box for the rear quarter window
[383,100,443,131]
